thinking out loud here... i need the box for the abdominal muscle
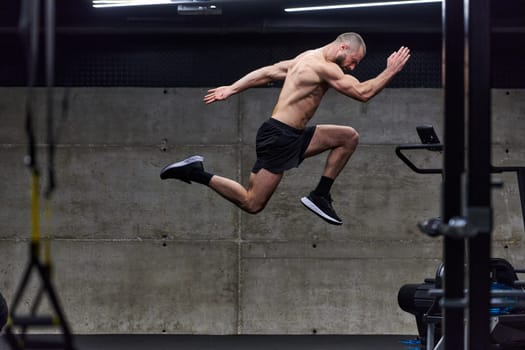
[271,54,329,130]
[271,98,323,129]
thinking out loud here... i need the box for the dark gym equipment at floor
[396,125,525,349]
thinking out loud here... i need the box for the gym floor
[0,335,421,350]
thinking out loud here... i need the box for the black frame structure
[466,0,492,348]
[442,0,493,349]
[441,0,465,348]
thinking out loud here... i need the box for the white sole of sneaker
[161,155,204,173]
[300,196,343,225]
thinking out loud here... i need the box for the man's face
[336,45,365,73]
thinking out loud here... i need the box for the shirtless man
[160,33,410,225]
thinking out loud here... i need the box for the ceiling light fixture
[93,1,171,8]
[177,4,221,15]
[92,0,207,8]
[284,0,442,13]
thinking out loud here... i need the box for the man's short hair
[336,32,366,56]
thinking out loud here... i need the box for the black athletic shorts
[252,118,316,174]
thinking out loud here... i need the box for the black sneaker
[300,192,343,225]
[160,155,204,183]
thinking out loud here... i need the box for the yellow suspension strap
[4,2,75,348]
[43,194,53,269]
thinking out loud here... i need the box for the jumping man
[160,33,410,225]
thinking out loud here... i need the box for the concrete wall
[0,87,524,335]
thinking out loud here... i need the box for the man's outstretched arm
[203,59,294,104]
[324,46,410,102]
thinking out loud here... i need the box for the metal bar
[491,166,524,173]
[20,337,66,349]
[45,0,56,198]
[518,169,525,232]
[21,0,40,175]
[466,0,492,347]
[427,323,436,350]
[395,144,443,174]
[12,316,56,327]
[442,0,466,348]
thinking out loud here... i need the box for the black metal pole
[466,0,492,348]
[45,0,56,198]
[20,0,40,175]
[518,170,525,232]
[442,0,466,348]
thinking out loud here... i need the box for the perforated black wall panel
[0,32,523,88]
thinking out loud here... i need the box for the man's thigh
[303,124,357,158]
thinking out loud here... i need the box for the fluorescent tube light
[285,0,442,13]
[93,0,202,8]
[177,4,222,15]
[93,1,173,8]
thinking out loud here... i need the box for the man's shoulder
[296,51,336,71]
[302,57,340,79]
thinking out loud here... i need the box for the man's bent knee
[344,127,359,149]
[349,126,359,141]
[238,193,269,214]
[241,200,266,214]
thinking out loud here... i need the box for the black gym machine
[397,125,525,349]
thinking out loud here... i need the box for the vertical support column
[442,0,466,349]
[517,169,525,232]
[466,0,492,348]
[45,0,56,197]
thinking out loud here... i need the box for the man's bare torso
[271,49,332,129]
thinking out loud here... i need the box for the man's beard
[335,54,349,73]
